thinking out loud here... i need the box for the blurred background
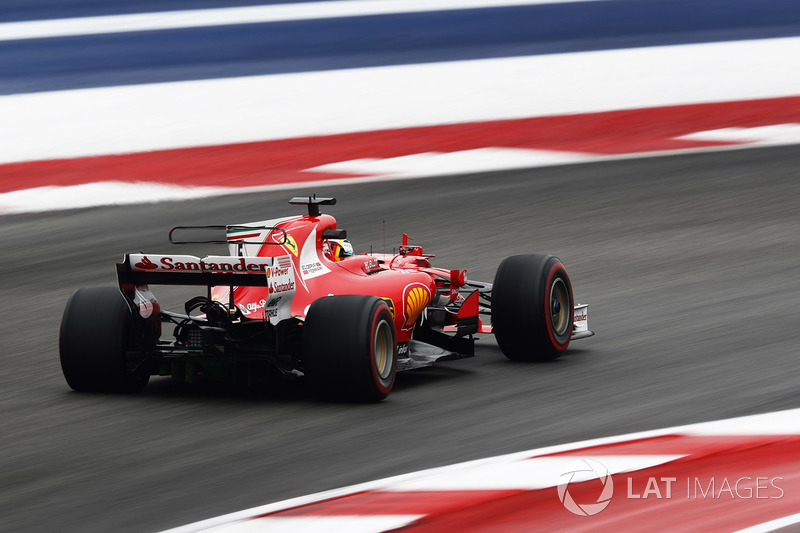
[1,1,799,531]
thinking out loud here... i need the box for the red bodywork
[212,213,468,342]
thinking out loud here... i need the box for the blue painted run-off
[1,0,799,94]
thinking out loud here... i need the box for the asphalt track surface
[2,146,800,532]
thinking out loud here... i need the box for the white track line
[0,0,603,41]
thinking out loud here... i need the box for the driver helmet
[329,239,354,261]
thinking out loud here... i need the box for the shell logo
[403,285,431,329]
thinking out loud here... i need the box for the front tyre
[303,295,397,402]
[492,254,574,361]
[59,287,150,392]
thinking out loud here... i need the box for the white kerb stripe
[379,455,685,491]
[679,407,800,436]
[735,512,800,533]
[0,182,231,215]
[677,124,800,146]
[307,148,596,178]
[194,515,425,533]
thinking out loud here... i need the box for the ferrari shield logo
[270,231,299,256]
[283,235,299,256]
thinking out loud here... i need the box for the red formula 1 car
[59,196,593,401]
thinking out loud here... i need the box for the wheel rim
[549,277,570,337]
[373,319,394,380]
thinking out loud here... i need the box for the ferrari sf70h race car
[60,196,593,401]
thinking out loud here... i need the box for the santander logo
[134,256,158,270]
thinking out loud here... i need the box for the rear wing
[117,253,293,287]
[117,253,296,326]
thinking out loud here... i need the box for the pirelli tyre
[59,287,150,392]
[492,254,574,361]
[303,295,397,402]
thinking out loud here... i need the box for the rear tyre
[492,254,573,361]
[303,295,397,402]
[59,287,150,392]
